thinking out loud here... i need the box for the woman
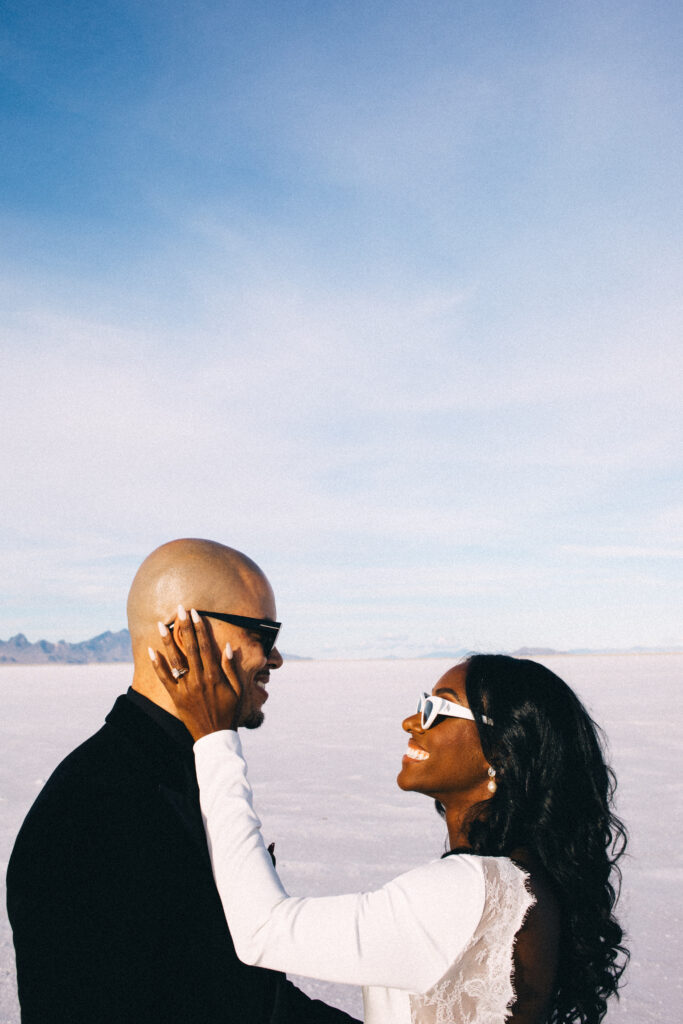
[150,609,628,1024]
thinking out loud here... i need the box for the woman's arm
[149,610,486,993]
[195,730,486,993]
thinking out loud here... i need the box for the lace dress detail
[408,857,535,1024]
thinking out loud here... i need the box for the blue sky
[1,0,681,658]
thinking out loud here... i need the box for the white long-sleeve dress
[194,731,535,1024]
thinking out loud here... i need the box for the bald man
[7,540,360,1024]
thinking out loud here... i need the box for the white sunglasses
[418,692,494,729]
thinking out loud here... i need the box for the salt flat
[1,655,681,1023]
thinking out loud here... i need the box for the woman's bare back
[508,854,561,1024]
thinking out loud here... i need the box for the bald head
[127,539,277,710]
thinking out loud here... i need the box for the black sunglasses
[168,611,281,657]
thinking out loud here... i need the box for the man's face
[205,581,283,729]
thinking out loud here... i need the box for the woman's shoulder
[390,849,489,899]
[390,849,558,941]
[445,849,558,910]
[440,849,532,894]
[380,853,488,940]
[439,851,560,948]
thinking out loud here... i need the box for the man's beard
[241,709,265,729]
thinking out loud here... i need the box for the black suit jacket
[7,694,360,1024]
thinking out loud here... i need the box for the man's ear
[169,613,222,662]
[201,617,221,656]
[177,615,222,658]
[167,618,189,656]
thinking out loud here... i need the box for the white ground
[1,655,681,1023]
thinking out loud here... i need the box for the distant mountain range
[419,645,683,658]
[0,630,133,664]
[0,632,679,665]
[0,630,311,664]
[512,644,683,656]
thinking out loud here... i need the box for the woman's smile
[403,741,429,763]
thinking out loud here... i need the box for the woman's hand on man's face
[149,606,241,740]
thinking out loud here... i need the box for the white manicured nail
[190,608,200,624]
[148,647,157,662]
[157,622,168,637]
[177,604,187,621]
[224,642,233,660]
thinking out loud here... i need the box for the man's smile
[254,673,269,693]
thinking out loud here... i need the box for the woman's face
[397,664,493,808]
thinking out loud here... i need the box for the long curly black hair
[455,654,628,1024]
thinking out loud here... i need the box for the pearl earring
[487,766,497,793]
